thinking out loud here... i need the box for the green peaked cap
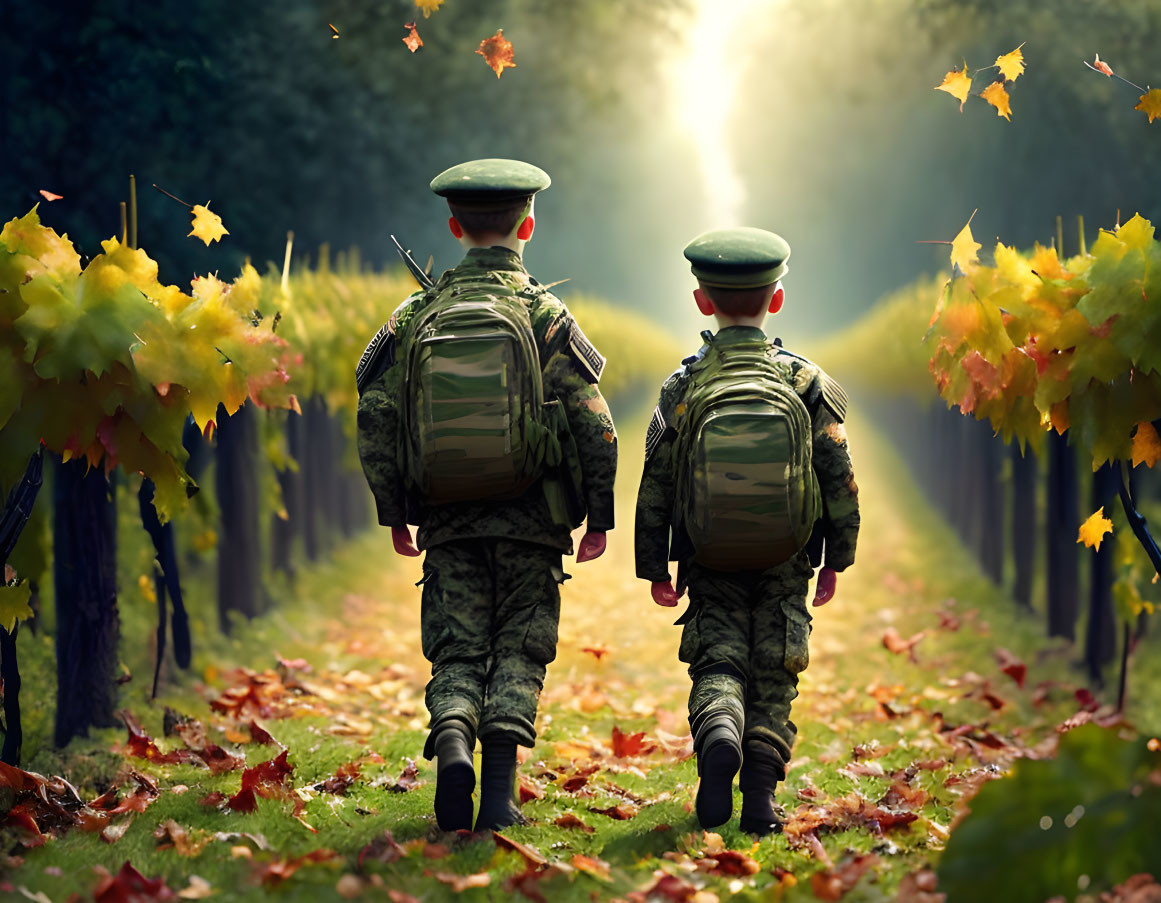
[430,158,551,204]
[683,227,791,289]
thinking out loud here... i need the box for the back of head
[431,158,551,243]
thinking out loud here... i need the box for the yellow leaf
[935,63,973,111]
[414,0,443,18]
[994,43,1025,82]
[189,204,229,246]
[950,212,982,272]
[980,81,1012,120]
[1132,422,1161,468]
[1078,507,1113,550]
[1135,89,1161,124]
[0,583,33,632]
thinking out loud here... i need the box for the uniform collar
[713,325,768,344]
[457,245,527,274]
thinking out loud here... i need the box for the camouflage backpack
[398,274,560,506]
[674,333,821,571]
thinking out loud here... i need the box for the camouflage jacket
[356,246,617,552]
[634,324,859,581]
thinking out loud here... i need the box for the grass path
[1,413,1115,902]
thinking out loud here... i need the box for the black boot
[432,721,476,832]
[694,717,742,829]
[474,736,526,831]
[739,741,785,836]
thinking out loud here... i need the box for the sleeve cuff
[586,494,615,533]
[375,496,406,528]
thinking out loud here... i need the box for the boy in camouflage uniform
[356,160,617,831]
[634,228,859,836]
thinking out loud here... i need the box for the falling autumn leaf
[38,189,63,201]
[189,204,229,246]
[994,43,1025,82]
[1092,53,1114,77]
[935,63,973,111]
[980,81,1012,120]
[1078,507,1114,550]
[950,212,982,272]
[329,23,339,39]
[1136,89,1161,123]
[415,0,443,18]
[402,21,422,53]
[476,29,516,79]
[1132,422,1161,468]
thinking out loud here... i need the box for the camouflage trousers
[418,538,565,757]
[678,552,814,776]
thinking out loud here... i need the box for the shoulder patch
[819,372,848,422]
[567,322,606,384]
[355,322,396,396]
[644,406,667,462]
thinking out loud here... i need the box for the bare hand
[812,567,837,607]
[651,580,681,607]
[391,525,421,557]
[576,531,606,563]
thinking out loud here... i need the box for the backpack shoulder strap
[771,341,848,423]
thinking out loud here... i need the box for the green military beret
[683,227,791,289]
[430,158,551,204]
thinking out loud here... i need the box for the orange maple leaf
[476,29,516,79]
[1132,422,1161,468]
[935,63,972,111]
[1135,89,1161,123]
[1092,53,1114,77]
[402,21,422,53]
[980,81,1012,120]
[38,189,63,201]
[1077,507,1113,550]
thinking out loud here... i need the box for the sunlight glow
[669,0,775,228]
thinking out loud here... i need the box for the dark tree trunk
[1046,431,1080,640]
[1,624,20,765]
[301,397,325,562]
[977,424,1005,585]
[53,458,120,747]
[215,404,263,631]
[1011,444,1038,608]
[1085,464,1119,684]
[271,412,303,580]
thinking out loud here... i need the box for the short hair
[700,281,779,317]
[447,196,531,240]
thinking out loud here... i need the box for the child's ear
[768,285,785,314]
[448,217,464,239]
[516,214,535,241]
[693,288,715,317]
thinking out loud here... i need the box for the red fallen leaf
[518,775,544,803]
[570,854,610,880]
[316,761,361,795]
[633,873,697,902]
[1058,709,1094,733]
[249,720,277,745]
[422,842,451,859]
[1075,687,1100,712]
[5,804,45,838]
[580,644,611,661]
[402,21,423,53]
[882,627,926,659]
[228,749,294,812]
[811,853,880,902]
[358,830,407,869]
[255,849,336,887]
[589,803,637,820]
[494,831,547,867]
[978,690,1007,711]
[428,871,491,892]
[706,849,761,877]
[612,725,655,757]
[878,779,928,810]
[840,761,885,778]
[38,190,63,202]
[937,610,961,631]
[94,861,176,902]
[851,743,893,760]
[995,648,1027,688]
[561,774,591,793]
[475,29,516,79]
[199,791,228,807]
[275,654,312,672]
[386,758,422,792]
[896,868,942,903]
[506,865,550,903]
[119,710,195,765]
[553,813,595,833]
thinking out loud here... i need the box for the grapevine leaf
[189,204,229,246]
[980,81,1012,120]
[0,347,25,431]
[935,63,973,111]
[1135,89,1161,124]
[1132,422,1161,468]
[476,29,516,79]
[1092,54,1113,77]
[414,0,442,17]
[0,582,33,632]
[402,21,422,53]
[994,44,1025,82]
[950,215,982,273]
[1078,508,1113,550]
